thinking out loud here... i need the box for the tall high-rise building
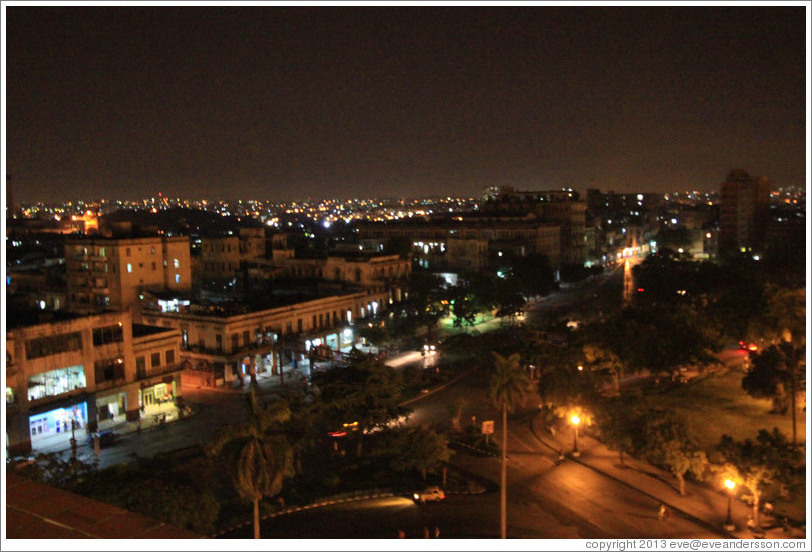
[719,169,771,255]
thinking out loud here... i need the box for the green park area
[651,366,806,520]
[652,367,805,451]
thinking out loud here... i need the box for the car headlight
[414,493,420,500]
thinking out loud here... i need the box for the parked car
[87,429,117,447]
[413,485,445,503]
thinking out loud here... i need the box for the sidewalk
[528,414,806,540]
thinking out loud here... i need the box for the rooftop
[5,471,203,539]
[132,323,178,338]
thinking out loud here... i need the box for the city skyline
[3,3,809,204]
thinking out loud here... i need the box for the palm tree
[488,351,533,539]
[208,385,293,539]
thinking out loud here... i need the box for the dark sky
[4,4,808,203]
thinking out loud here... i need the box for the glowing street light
[723,479,736,531]
[570,415,581,457]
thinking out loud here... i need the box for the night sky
[4,4,808,204]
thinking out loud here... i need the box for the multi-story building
[482,187,587,264]
[5,309,181,456]
[199,227,266,286]
[357,215,561,271]
[140,288,391,389]
[65,235,191,315]
[257,252,411,290]
[719,169,771,255]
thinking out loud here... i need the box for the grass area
[649,367,806,450]
[643,367,807,523]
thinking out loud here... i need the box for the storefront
[28,402,89,452]
[95,392,127,428]
[140,382,174,408]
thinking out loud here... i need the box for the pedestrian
[397,529,406,539]
[423,526,430,538]
[434,526,440,538]
[658,503,666,521]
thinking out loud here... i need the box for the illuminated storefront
[27,365,86,401]
[28,402,89,450]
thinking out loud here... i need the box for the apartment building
[357,216,561,271]
[719,169,771,255]
[5,309,181,456]
[65,235,191,315]
[199,227,266,285]
[141,288,390,389]
[484,187,587,264]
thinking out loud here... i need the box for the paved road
[69,261,735,539]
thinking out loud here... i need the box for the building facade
[141,288,391,389]
[719,169,771,255]
[65,235,192,314]
[357,216,561,271]
[199,227,266,285]
[6,310,181,456]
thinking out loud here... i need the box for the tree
[742,346,792,414]
[599,304,723,377]
[388,425,452,480]
[751,286,806,448]
[19,452,98,492]
[355,319,394,351]
[393,271,448,338]
[284,394,322,476]
[207,386,293,539]
[593,394,642,468]
[315,356,409,458]
[638,409,706,496]
[537,347,602,419]
[717,429,803,529]
[488,351,534,539]
[582,344,625,394]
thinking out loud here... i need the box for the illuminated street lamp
[570,415,581,457]
[723,479,736,531]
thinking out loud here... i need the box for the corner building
[5,310,181,456]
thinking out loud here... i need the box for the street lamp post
[723,479,736,531]
[571,415,581,457]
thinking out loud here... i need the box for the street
[63,260,744,539]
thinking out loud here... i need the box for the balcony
[134,362,183,384]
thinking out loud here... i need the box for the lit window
[127,263,133,273]
[174,258,180,269]
[175,274,180,284]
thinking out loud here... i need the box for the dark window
[242,331,250,345]
[297,319,302,333]
[231,333,239,350]
[92,325,123,346]
[25,332,83,360]
[95,358,125,382]
[136,356,147,379]
[165,349,175,365]
[151,352,161,368]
